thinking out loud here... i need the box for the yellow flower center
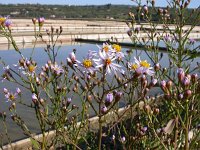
[9,94,15,101]
[0,17,6,24]
[140,60,150,68]
[105,58,112,65]
[112,44,121,52]
[83,59,92,68]
[131,64,138,70]
[103,46,109,52]
[28,65,36,72]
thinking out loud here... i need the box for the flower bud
[177,68,185,82]
[144,105,151,113]
[178,94,183,100]
[166,80,173,90]
[141,126,148,132]
[121,136,126,143]
[11,102,16,109]
[72,104,78,110]
[32,18,37,24]
[127,29,133,36]
[182,77,190,87]
[105,93,113,106]
[32,93,38,104]
[149,78,157,87]
[3,88,8,94]
[101,106,107,114]
[67,98,72,106]
[38,17,45,27]
[115,92,123,102]
[11,115,17,121]
[191,73,198,83]
[69,52,76,63]
[39,98,45,105]
[184,90,192,99]
[87,95,92,102]
[16,88,21,95]
[154,108,160,114]
[143,5,148,14]
[36,77,40,86]
[161,80,167,91]
[154,63,160,71]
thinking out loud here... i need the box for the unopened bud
[32,18,37,24]
[154,108,160,114]
[105,93,113,106]
[184,90,192,99]
[101,106,107,114]
[143,5,148,14]
[191,73,198,83]
[166,80,173,90]
[115,92,123,102]
[3,88,8,94]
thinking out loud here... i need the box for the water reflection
[0,42,199,143]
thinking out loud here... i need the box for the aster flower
[111,44,124,59]
[78,50,97,73]
[188,38,196,45]
[50,63,64,76]
[4,18,12,28]
[134,57,154,76]
[5,92,18,102]
[101,43,112,53]
[128,61,143,76]
[94,50,122,75]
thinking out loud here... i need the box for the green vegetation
[0,4,132,20]
[0,4,197,24]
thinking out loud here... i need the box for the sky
[0,0,199,8]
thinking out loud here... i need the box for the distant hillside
[0,4,133,20]
[0,4,198,25]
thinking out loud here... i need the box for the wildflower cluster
[0,16,12,28]
[0,0,200,149]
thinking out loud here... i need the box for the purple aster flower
[4,19,12,27]
[78,50,96,74]
[129,57,154,76]
[94,50,122,75]
[5,92,18,101]
[50,63,64,76]
[188,38,196,45]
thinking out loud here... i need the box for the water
[0,42,199,144]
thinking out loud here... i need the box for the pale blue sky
[0,0,199,8]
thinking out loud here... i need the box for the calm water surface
[0,42,199,143]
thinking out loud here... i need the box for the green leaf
[30,138,40,149]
